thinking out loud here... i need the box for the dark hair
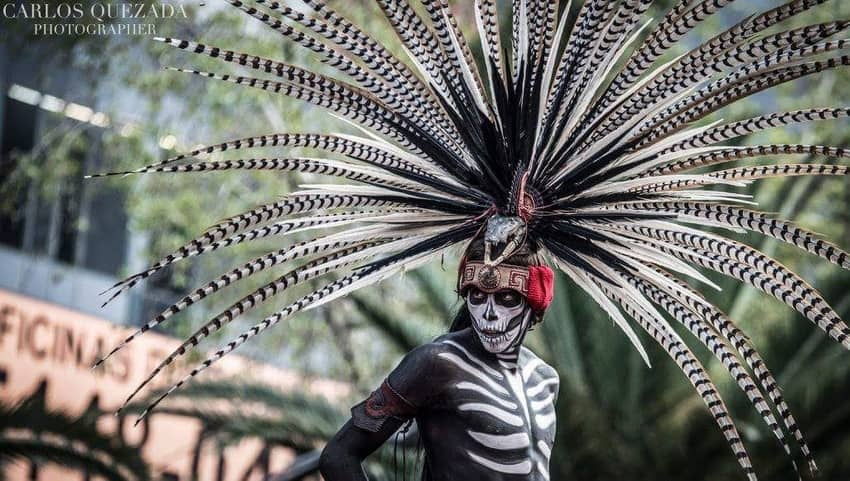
[449,237,545,332]
[449,306,472,332]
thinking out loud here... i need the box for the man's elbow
[319,439,347,478]
[318,442,335,476]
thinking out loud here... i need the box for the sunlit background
[1,0,850,480]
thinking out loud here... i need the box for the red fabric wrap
[527,265,555,312]
[365,379,416,419]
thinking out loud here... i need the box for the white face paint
[466,288,532,354]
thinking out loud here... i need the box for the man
[319,240,558,480]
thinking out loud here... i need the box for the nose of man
[484,299,499,321]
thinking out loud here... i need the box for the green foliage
[0,383,149,481]
[128,379,346,448]
[127,378,419,480]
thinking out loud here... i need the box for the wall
[0,288,347,481]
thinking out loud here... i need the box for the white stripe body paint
[498,360,517,370]
[467,451,533,474]
[534,411,557,430]
[468,431,531,450]
[442,340,504,379]
[507,369,532,426]
[531,391,555,411]
[438,352,509,394]
[437,341,558,480]
[538,440,552,460]
[456,381,518,409]
[536,460,550,479]
[522,357,545,379]
[459,403,524,426]
[527,377,559,397]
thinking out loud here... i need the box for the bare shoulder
[386,335,460,408]
[396,336,456,370]
[391,330,475,378]
[520,347,560,383]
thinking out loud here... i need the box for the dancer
[320,238,558,480]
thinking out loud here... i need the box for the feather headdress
[90,0,850,478]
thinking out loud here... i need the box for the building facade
[0,35,343,481]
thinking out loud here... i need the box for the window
[0,98,38,248]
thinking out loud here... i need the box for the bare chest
[427,340,557,479]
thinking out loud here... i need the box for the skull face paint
[466,287,532,353]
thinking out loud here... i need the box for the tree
[0,381,149,481]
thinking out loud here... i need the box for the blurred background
[1,0,849,480]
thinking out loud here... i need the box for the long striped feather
[91,2,850,477]
[116,240,385,409]
[99,195,403,305]
[630,274,800,475]
[593,264,757,481]
[132,225,476,423]
[598,1,840,137]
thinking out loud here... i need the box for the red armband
[351,379,416,432]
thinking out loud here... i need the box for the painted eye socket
[467,287,488,305]
[495,290,522,308]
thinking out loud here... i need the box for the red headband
[458,260,555,313]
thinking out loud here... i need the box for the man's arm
[319,416,404,481]
[319,342,449,480]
